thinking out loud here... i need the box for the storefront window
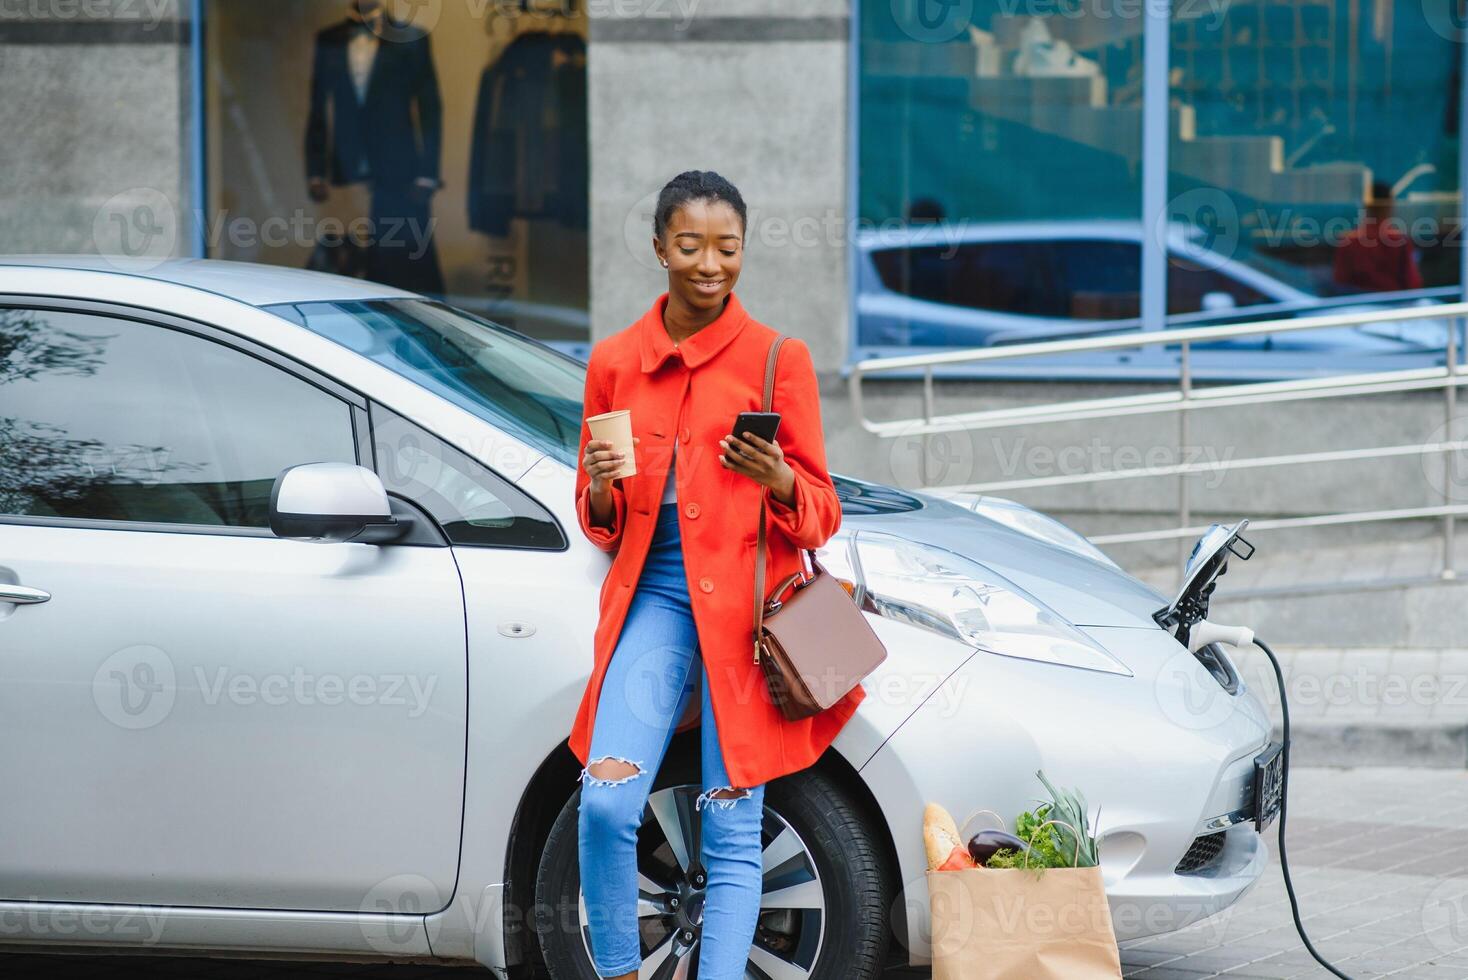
[858,1,1144,348]
[857,2,1463,368]
[1166,1,1461,312]
[204,0,588,344]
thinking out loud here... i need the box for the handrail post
[1178,341,1192,569]
[1446,318,1460,579]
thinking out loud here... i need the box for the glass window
[859,3,1463,366]
[1051,241,1142,321]
[1168,2,1460,311]
[871,239,1146,321]
[269,298,584,467]
[872,242,1061,316]
[858,2,1144,345]
[204,1,589,343]
[371,405,564,550]
[0,309,356,526]
[1167,255,1271,315]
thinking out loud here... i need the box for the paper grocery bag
[926,864,1123,980]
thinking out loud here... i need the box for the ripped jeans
[577,500,767,979]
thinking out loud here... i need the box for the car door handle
[0,584,50,605]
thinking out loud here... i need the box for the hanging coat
[567,291,866,789]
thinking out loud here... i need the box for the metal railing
[848,302,1468,579]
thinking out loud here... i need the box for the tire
[534,752,894,979]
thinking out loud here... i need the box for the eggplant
[968,829,1031,866]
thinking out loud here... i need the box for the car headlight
[818,530,1131,676]
[928,491,1119,569]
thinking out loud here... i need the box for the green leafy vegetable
[980,769,1101,872]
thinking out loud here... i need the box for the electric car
[0,257,1274,977]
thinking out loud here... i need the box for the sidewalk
[1227,645,1468,768]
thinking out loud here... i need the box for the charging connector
[1197,620,1356,980]
[1186,619,1254,655]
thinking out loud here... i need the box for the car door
[0,302,467,912]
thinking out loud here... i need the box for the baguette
[923,802,965,870]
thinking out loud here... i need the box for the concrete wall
[586,0,851,373]
[0,1,192,260]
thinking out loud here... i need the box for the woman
[568,170,866,980]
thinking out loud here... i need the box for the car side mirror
[269,462,409,544]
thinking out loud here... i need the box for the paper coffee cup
[586,409,636,478]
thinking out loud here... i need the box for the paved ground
[1,768,1463,979]
[1113,766,1468,979]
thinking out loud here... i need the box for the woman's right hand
[583,436,639,495]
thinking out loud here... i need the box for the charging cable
[1188,620,1357,980]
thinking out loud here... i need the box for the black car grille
[1175,831,1228,874]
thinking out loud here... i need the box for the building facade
[2,0,1463,381]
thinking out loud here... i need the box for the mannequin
[305,0,446,294]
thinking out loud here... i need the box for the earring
[660,259,669,268]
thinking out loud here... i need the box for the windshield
[267,299,585,467]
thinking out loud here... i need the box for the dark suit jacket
[467,31,587,235]
[305,18,442,188]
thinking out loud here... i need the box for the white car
[0,257,1274,977]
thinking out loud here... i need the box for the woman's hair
[653,170,748,240]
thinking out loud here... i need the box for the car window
[869,241,1065,317]
[270,299,585,468]
[1049,240,1141,320]
[0,308,356,527]
[371,404,565,550]
[1167,255,1272,313]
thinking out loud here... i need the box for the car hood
[836,477,1169,629]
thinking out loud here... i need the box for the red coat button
[679,427,691,443]
[685,502,700,519]
[699,577,714,593]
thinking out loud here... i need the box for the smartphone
[731,411,781,446]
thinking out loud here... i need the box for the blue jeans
[577,501,767,979]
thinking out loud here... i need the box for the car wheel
[534,754,894,979]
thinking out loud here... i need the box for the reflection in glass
[205,1,590,343]
[0,310,356,526]
[1168,3,1460,306]
[858,3,1143,348]
[859,2,1463,368]
[370,405,565,549]
[270,298,584,466]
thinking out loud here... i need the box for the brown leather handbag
[753,336,888,720]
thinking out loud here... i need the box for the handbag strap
[753,335,820,664]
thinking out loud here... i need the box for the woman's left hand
[720,431,796,504]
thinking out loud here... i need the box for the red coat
[567,291,865,788]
